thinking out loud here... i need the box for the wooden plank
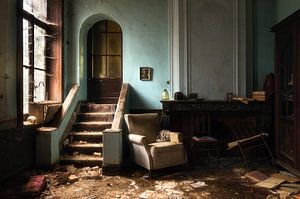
[255,177,285,189]
[271,173,300,183]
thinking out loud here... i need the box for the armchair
[124,113,187,178]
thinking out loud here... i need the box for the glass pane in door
[93,21,106,32]
[93,56,106,78]
[107,56,121,78]
[107,20,121,32]
[107,33,121,55]
[93,33,106,55]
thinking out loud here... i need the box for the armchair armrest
[128,134,148,146]
[169,131,183,143]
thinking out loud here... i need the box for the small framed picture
[140,67,152,81]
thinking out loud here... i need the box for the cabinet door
[276,27,296,165]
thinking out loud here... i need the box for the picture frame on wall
[140,67,152,81]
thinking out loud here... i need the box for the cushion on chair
[149,142,187,169]
[125,113,161,143]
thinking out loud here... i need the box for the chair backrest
[194,112,211,136]
[230,119,257,140]
[124,113,161,143]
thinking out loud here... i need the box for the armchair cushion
[125,113,160,143]
[149,142,187,169]
[169,132,182,143]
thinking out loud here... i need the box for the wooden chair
[192,112,220,166]
[227,120,274,165]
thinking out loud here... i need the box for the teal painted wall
[252,0,275,90]
[64,0,169,110]
[252,0,300,90]
[276,0,300,22]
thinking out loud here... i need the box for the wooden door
[87,20,122,103]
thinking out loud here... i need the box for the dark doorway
[87,20,122,103]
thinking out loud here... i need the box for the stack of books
[252,91,265,101]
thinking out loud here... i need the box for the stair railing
[103,83,129,166]
[111,83,129,130]
[36,84,80,166]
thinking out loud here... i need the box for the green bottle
[161,89,170,101]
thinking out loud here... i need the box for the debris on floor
[245,170,269,183]
[244,169,300,199]
[0,161,279,199]
[139,190,154,199]
[271,172,300,183]
[190,181,208,188]
[256,177,285,189]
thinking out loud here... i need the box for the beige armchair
[124,113,187,178]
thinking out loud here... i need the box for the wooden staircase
[60,102,116,166]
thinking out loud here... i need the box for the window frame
[17,0,63,126]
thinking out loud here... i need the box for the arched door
[87,20,122,103]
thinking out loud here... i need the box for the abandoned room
[1,0,300,198]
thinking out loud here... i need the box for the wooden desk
[161,100,272,162]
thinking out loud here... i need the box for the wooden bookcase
[272,9,300,176]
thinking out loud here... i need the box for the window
[18,0,62,124]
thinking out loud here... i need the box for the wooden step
[66,142,103,154]
[76,112,114,122]
[69,131,103,142]
[72,121,112,131]
[61,101,117,168]
[80,103,117,113]
[60,154,103,167]
[97,97,119,104]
